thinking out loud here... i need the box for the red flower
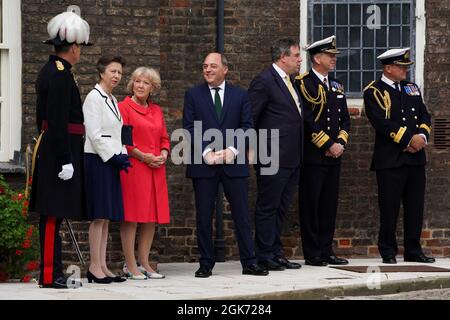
[22,275,32,283]
[28,177,33,186]
[26,226,33,238]
[22,240,31,249]
[26,261,39,271]
[23,200,29,208]
[17,193,24,200]
[0,186,4,194]
[15,249,23,256]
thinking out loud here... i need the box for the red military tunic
[119,96,170,223]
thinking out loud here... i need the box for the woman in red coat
[119,67,170,280]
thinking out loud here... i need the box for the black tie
[394,82,401,92]
[213,87,222,118]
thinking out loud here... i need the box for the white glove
[58,163,74,181]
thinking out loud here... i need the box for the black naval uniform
[29,55,87,287]
[364,78,431,259]
[295,70,350,260]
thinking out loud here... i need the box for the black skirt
[84,153,124,221]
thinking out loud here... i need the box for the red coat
[119,96,170,223]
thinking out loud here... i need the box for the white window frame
[300,0,426,108]
[0,0,22,162]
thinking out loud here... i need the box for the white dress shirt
[202,81,238,158]
[272,63,301,114]
[312,67,329,90]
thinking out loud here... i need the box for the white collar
[272,63,290,80]
[381,74,399,88]
[312,68,328,84]
[94,83,115,100]
[208,81,226,91]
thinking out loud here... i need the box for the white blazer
[83,84,127,162]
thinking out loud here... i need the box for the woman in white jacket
[83,55,130,284]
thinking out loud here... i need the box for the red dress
[119,96,170,223]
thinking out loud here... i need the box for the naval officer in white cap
[363,48,434,264]
[294,35,350,267]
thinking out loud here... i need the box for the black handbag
[121,125,134,146]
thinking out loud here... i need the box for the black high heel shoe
[107,275,127,283]
[86,270,113,284]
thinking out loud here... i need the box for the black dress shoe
[404,254,435,263]
[323,255,349,265]
[242,264,269,276]
[195,267,212,278]
[258,260,285,271]
[87,270,113,284]
[273,256,301,269]
[40,275,79,289]
[382,256,397,264]
[305,257,328,266]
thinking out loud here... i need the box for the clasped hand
[142,150,168,168]
[325,143,345,158]
[404,134,426,153]
[204,149,235,165]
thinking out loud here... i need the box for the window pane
[363,29,374,46]
[336,72,348,89]
[350,27,360,48]
[349,49,360,70]
[350,4,361,25]
[363,72,375,88]
[389,4,401,24]
[323,27,334,38]
[402,4,411,24]
[336,49,348,71]
[349,72,361,92]
[362,49,374,69]
[389,26,401,47]
[402,26,410,47]
[336,27,348,47]
[337,4,348,26]
[313,4,322,25]
[376,27,387,47]
[323,4,335,26]
[378,4,387,25]
[314,27,322,41]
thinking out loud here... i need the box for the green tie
[213,87,222,118]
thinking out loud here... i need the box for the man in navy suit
[248,38,303,271]
[183,52,268,278]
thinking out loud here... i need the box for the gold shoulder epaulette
[55,60,65,71]
[295,72,309,81]
[363,80,375,92]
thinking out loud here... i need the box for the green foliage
[0,174,39,282]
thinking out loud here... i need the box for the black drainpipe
[214,0,226,263]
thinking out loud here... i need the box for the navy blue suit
[248,66,304,263]
[183,82,256,269]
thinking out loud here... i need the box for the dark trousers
[39,215,63,285]
[376,165,426,258]
[299,165,340,259]
[254,166,300,262]
[192,170,256,269]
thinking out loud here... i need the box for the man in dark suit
[364,48,434,264]
[294,36,350,266]
[183,52,268,278]
[248,38,303,271]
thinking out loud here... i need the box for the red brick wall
[16,0,449,269]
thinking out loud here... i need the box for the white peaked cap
[377,48,410,60]
[306,35,335,50]
[46,11,91,45]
